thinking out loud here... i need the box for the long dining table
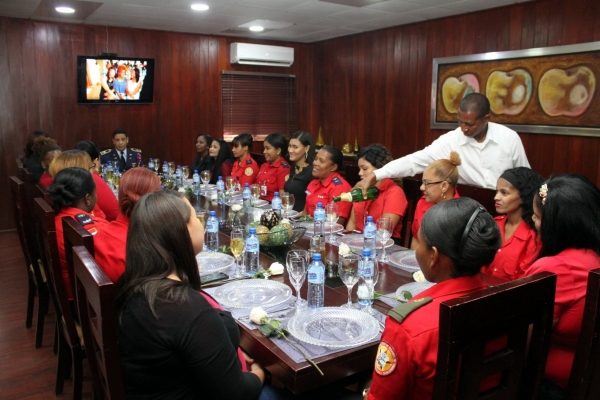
[194,194,504,395]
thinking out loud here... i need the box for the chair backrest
[433,272,556,400]
[399,178,422,247]
[73,246,125,400]
[343,164,360,188]
[9,176,33,267]
[33,197,81,348]
[35,183,53,206]
[566,268,600,400]
[251,152,266,167]
[62,217,95,298]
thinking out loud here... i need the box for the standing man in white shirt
[356,93,530,191]
[100,128,142,171]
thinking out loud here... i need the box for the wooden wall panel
[312,0,600,188]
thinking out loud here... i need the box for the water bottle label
[308,271,323,283]
[246,241,259,252]
[364,227,376,239]
[314,209,325,221]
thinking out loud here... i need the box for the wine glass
[200,170,211,191]
[112,170,121,190]
[251,184,261,206]
[358,256,379,315]
[325,202,339,244]
[338,254,360,309]
[182,165,190,180]
[287,250,309,310]
[376,217,392,262]
[230,227,245,278]
[281,193,295,217]
[225,176,235,193]
[168,161,176,175]
[153,158,160,173]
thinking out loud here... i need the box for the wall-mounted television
[77,56,155,104]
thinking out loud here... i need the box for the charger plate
[297,221,344,235]
[287,307,380,348]
[196,252,234,276]
[213,279,292,309]
[389,250,420,272]
[337,234,393,250]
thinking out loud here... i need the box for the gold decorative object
[354,138,360,153]
[315,126,324,149]
[342,143,353,155]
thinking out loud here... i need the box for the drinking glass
[376,217,392,262]
[196,209,209,228]
[338,254,360,309]
[359,257,380,315]
[168,161,176,175]
[111,160,119,171]
[230,228,245,278]
[153,158,160,173]
[225,176,235,193]
[200,170,211,191]
[287,250,309,309]
[182,166,190,180]
[281,193,295,217]
[325,202,339,244]
[112,171,121,190]
[250,184,261,206]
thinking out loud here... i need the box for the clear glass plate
[297,221,344,235]
[396,281,436,302]
[337,234,393,250]
[287,307,380,348]
[281,209,299,218]
[389,250,420,272]
[213,280,292,309]
[251,199,269,207]
[196,252,234,276]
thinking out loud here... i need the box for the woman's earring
[441,192,446,200]
[305,152,308,160]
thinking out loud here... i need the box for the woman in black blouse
[191,134,214,175]
[283,130,316,212]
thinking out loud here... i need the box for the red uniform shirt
[231,154,259,188]
[304,172,352,218]
[39,172,53,188]
[482,216,539,281]
[368,276,488,400]
[525,248,600,388]
[93,213,129,283]
[353,179,408,239]
[93,172,119,221]
[256,157,290,202]
[55,207,109,299]
[411,190,461,239]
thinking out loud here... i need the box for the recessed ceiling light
[55,6,75,14]
[191,4,209,11]
[249,26,264,32]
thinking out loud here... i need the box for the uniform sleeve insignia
[75,214,93,226]
[332,177,342,186]
[100,149,111,155]
[388,297,432,324]
[374,341,397,376]
[281,161,289,168]
[130,148,142,152]
[87,227,98,235]
[285,174,289,181]
[245,167,254,176]
[246,158,253,165]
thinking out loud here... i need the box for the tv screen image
[77,56,155,104]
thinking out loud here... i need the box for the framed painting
[431,41,600,137]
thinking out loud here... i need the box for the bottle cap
[177,165,181,168]
[362,248,371,256]
[209,211,216,216]
[313,253,321,261]
[274,192,279,197]
[366,216,374,222]
[249,227,256,234]
[194,170,198,173]
[245,183,249,187]
[218,176,222,180]
[317,202,323,207]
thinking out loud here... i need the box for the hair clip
[539,183,548,205]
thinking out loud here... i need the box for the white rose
[210,193,218,201]
[249,307,268,325]
[338,243,351,257]
[269,262,285,275]
[357,284,370,299]
[231,204,242,212]
[413,270,426,283]
[280,218,291,225]
[178,187,186,193]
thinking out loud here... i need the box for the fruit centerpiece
[246,213,305,248]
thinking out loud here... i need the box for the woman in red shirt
[256,133,290,202]
[93,167,162,282]
[410,152,461,249]
[526,174,600,398]
[48,167,109,299]
[231,133,259,188]
[482,167,542,281]
[32,136,61,188]
[346,144,408,240]
[208,139,234,184]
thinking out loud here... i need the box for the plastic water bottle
[147,158,154,171]
[242,183,252,212]
[358,249,375,310]
[271,192,282,217]
[162,161,169,175]
[216,176,225,205]
[192,170,201,195]
[175,165,183,188]
[363,216,377,255]
[205,211,219,252]
[307,253,325,308]
[244,228,260,275]
[313,202,325,240]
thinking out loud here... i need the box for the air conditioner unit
[230,43,294,67]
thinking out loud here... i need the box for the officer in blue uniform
[100,128,142,171]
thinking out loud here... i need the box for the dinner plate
[251,199,269,207]
[213,280,292,309]
[196,252,234,276]
[389,250,420,272]
[287,307,380,348]
[281,209,299,218]
[337,234,394,250]
[296,221,344,235]
[396,281,435,302]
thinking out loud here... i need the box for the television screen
[77,56,155,104]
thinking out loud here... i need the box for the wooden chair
[251,152,266,167]
[73,246,125,400]
[33,198,83,399]
[399,178,422,248]
[35,183,53,205]
[566,268,600,400]
[343,164,360,188]
[9,176,50,348]
[433,272,557,399]
[62,217,95,298]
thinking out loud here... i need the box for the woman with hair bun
[32,136,61,188]
[346,143,408,239]
[482,167,543,280]
[48,167,108,299]
[410,152,462,249]
[366,198,501,399]
[525,174,600,397]
[93,167,161,282]
[256,133,290,202]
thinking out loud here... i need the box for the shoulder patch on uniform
[375,341,397,376]
[130,148,142,152]
[100,149,111,155]
[246,158,253,165]
[245,167,253,176]
[281,161,289,168]
[388,297,432,324]
[332,177,342,186]
[87,227,98,235]
[75,214,93,226]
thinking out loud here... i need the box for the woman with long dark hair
[283,130,315,212]
[208,139,234,184]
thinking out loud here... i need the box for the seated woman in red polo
[366,198,501,399]
[93,167,161,282]
[410,152,461,249]
[48,167,109,299]
[256,133,290,202]
[32,136,61,189]
[525,174,600,398]
[345,144,408,240]
[303,146,352,224]
[481,167,542,281]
